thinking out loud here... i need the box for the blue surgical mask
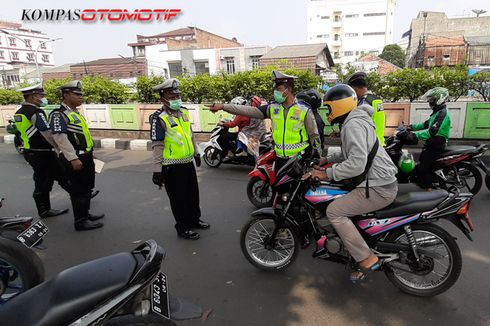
[274,90,287,103]
[40,97,48,107]
[168,99,182,110]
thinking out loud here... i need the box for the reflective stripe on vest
[13,114,35,150]
[66,111,93,151]
[269,103,309,157]
[159,110,195,165]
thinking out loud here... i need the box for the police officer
[150,79,209,240]
[209,71,322,168]
[14,84,70,218]
[346,72,386,146]
[49,81,104,231]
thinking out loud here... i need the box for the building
[307,0,396,64]
[0,21,56,87]
[351,54,401,75]
[259,43,334,75]
[466,36,490,66]
[70,57,148,84]
[407,12,490,66]
[217,46,272,74]
[23,63,72,83]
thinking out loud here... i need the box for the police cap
[272,70,296,87]
[60,80,83,95]
[18,83,45,96]
[153,78,181,95]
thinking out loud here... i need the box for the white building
[0,21,56,88]
[307,0,396,64]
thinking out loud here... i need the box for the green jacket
[411,105,451,141]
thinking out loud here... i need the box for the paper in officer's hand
[94,159,105,173]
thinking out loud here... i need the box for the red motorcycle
[247,149,277,208]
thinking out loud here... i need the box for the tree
[381,68,434,102]
[0,89,23,105]
[333,64,356,83]
[135,75,165,103]
[468,72,490,101]
[379,44,406,68]
[80,76,131,104]
[431,65,469,101]
[44,78,72,105]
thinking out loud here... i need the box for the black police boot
[75,218,104,231]
[72,196,103,231]
[192,219,211,229]
[35,193,69,218]
[90,190,100,199]
[177,230,200,240]
[88,213,105,221]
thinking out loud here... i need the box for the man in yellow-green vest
[347,72,386,146]
[49,81,104,231]
[150,79,209,240]
[14,84,70,218]
[209,70,322,170]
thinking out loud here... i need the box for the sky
[1,0,489,65]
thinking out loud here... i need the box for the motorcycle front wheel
[240,216,299,272]
[203,147,223,168]
[383,223,462,297]
[247,177,275,208]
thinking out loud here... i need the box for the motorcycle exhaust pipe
[376,242,443,259]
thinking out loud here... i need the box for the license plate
[17,220,49,248]
[151,272,170,319]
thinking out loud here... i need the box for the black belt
[24,148,54,153]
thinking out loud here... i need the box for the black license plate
[151,272,170,319]
[17,220,49,248]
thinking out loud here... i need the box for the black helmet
[323,84,357,124]
[297,89,322,110]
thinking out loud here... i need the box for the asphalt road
[0,143,489,326]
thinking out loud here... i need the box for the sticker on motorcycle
[17,220,49,248]
[152,271,170,319]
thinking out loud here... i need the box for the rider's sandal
[350,260,381,284]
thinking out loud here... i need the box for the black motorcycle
[0,240,203,325]
[386,126,486,194]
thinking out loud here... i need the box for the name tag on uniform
[72,116,81,124]
[181,114,189,122]
[14,115,22,122]
[291,108,301,120]
[273,107,280,115]
[168,117,178,127]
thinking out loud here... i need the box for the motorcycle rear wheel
[203,147,222,168]
[441,162,482,195]
[383,223,461,297]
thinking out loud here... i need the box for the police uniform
[49,81,104,231]
[150,79,209,240]
[221,71,322,169]
[14,84,70,218]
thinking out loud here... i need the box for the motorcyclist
[305,84,398,283]
[405,87,451,190]
[219,96,251,160]
[297,89,325,150]
[238,96,268,158]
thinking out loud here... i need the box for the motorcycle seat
[375,189,448,218]
[442,145,475,157]
[0,252,136,326]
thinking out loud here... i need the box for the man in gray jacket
[306,84,398,283]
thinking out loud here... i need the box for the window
[25,39,32,48]
[0,51,4,59]
[334,15,341,22]
[226,58,235,74]
[250,56,261,69]
[427,56,435,65]
[320,16,329,19]
[137,46,145,56]
[40,42,46,49]
[334,34,341,41]
[345,14,359,18]
[345,33,358,37]
[364,13,386,17]
[9,38,16,46]
[12,52,19,60]
[41,54,49,63]
[363,32,385,36]
[443,55,450,61]
[344,51,354,56]
[195,61,209,74]
[27,53,35,62]
[317,34,329,38]
[334,52,340,59]
[168,61,183,77]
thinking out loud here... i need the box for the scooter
[0,240,203,326]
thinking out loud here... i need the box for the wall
[410,102,467,138]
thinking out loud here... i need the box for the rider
[306,84,398,283]
[238,96,268,158]
[219,96,251,160]
[209,70,322,168]
[346,72,386,146]
[406,87,451,190]
[297,89,325,149]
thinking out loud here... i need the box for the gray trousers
[326,183,398,262]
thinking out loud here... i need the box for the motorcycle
[200,122,272,168]
[0,240,203,326]
[240,155,475,297]
[386,125,486,195]
[5,116,24,154]
[0,198,45,304]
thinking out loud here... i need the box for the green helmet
[399,153,415,174]
[422,87,449,107]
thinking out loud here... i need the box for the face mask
[40,97,48,107]
[167,99,182,110]
[274,90,287,103]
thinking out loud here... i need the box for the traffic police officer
[209,70,322,167]
[347,72,386,146]
[150,79,209,240]
[14,84,70,218]
[49,81,104,231]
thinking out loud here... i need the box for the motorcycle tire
[203,147,222,168]
[485,174,490,191]
[441,162,482,195]
[247,177,275,209]
[383,223,462,297]
[240,216,299,272]
[104,315,177,326]
[0,237,45,303]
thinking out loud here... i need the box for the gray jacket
[326,104,397,187]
